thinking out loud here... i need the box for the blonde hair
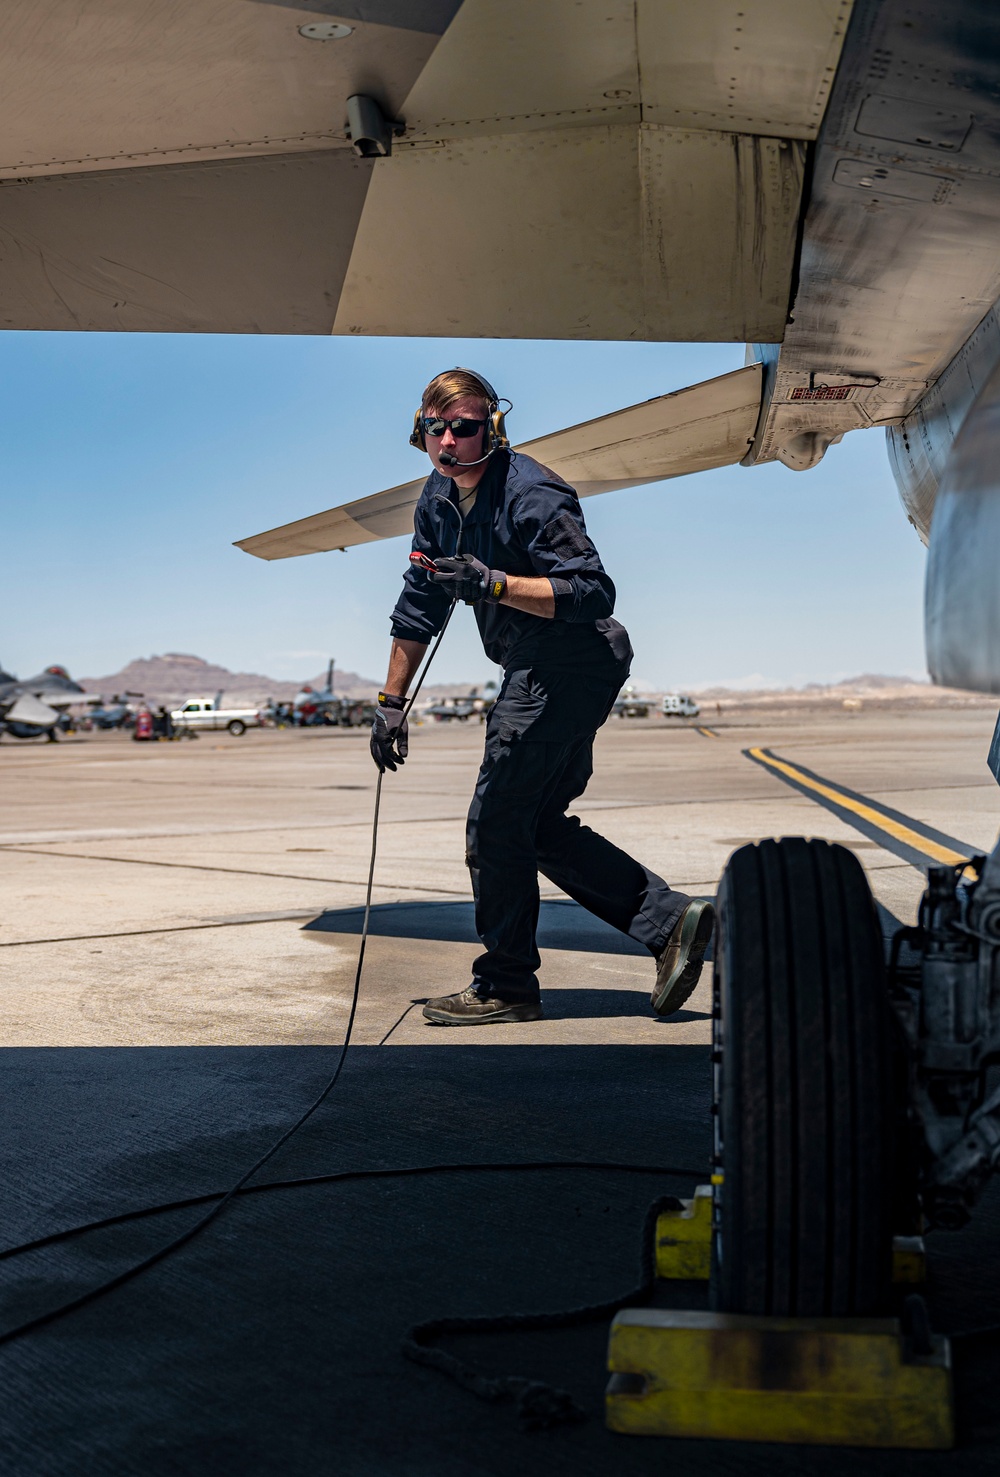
[421,368,492,416]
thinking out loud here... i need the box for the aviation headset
[409,368,511,464]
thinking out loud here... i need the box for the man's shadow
[307,897,713,1022]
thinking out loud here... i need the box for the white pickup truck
[170,695,264,736]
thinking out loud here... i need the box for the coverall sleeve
[510,476,617,623]
[389,491,453,644]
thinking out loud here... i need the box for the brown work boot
[422,986,543,1026]
[651,900,716,1016]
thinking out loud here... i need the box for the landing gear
[711,838,896,1316]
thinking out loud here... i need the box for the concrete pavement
[2,709,999,1473]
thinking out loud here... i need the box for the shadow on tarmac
[305,897,714,961]
[1,1031,997,1474]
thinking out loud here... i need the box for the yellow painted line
[747,747,969,868]
[696,726,719,738]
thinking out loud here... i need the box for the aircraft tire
[227,719,246,736]
[711,837,894,1316]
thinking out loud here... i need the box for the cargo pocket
[491,669,546,743]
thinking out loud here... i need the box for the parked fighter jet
[292,660,338,724]
[87,697,135,730]
[612,687,652,720]
[0,664,87,740]
[422,692,483,723]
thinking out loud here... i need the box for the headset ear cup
[412,372,507,454]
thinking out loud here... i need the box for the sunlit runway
[4,707,998,1047]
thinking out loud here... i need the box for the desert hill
[690,673,995,711]
[77,653,493,707]
[78,652,375,706]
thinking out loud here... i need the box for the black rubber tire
[227,720,246,736]
[712,837,894,1317]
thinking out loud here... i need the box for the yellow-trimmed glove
[370,692,408,772]
[428,554,506,605]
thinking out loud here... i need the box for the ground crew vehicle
[661,694,700,718]
[170,695,263,736]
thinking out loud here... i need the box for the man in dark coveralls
[371,368,714,1025]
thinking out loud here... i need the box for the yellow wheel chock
[606,1308,953,1447]
[890,1235,928,1284]
[655,1186,927,1285]
[606,1186,949,1447]
[654,1185,713,1279]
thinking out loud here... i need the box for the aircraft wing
[235,363,762,558]
[0,2,849,338]
[3,694,60,727]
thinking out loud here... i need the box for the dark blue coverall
[390,450,691,1003]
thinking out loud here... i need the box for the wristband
[484,572,507,604]
[378,692,406,709]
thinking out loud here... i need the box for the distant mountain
[690,672,930,697]
[76,652,495,707]
[839,673,929,690]
[688,672,992,708]
[78,652,378,706]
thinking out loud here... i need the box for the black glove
[370,692,408,772]
[428,554,506,605]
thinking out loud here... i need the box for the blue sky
[5,332,927,689]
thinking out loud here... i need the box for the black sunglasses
[421,416,487,439]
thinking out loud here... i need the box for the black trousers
[466,667,691,1001]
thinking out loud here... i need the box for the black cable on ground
[0,613,456,1350]
[401,1227,1000,1429]
[0,1162,701,1270]
[401,1192,683,1430]
[377,998,420,1045]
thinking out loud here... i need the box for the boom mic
[439,450,493,468]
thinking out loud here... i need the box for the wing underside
[0,1,851,337]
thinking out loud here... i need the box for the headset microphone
[438,449,494,468]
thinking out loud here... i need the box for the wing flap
[234,364,762,560]
[521,363,762,489]
[234,477,426,561]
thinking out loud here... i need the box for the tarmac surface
[2,707,1000,1474]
